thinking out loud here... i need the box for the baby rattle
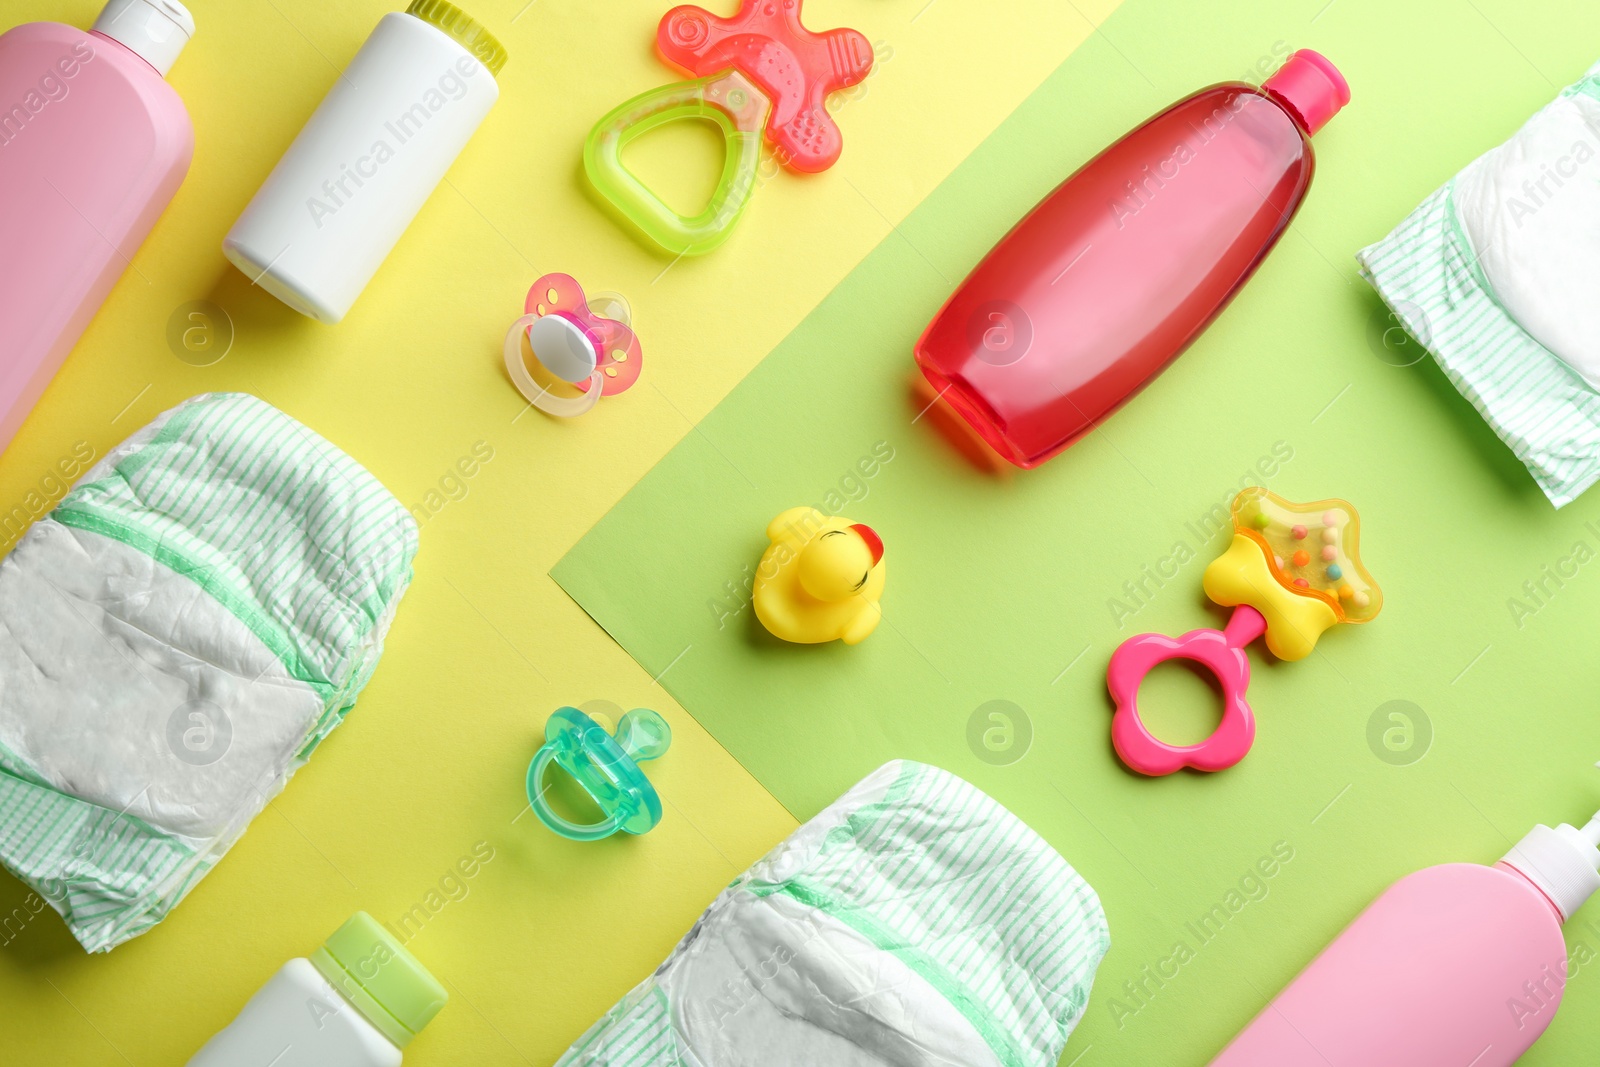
[1107,488,1382,775]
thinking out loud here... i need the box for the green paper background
[554,0,1600,1061]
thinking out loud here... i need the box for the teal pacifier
[526,707,671,841]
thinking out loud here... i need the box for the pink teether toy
[657,0,873,173]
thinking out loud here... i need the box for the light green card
[554,0,1600,1060]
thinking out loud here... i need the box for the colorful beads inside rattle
[1234,488,1381,622]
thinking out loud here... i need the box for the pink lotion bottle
[0,0,194,457]
[1212,805,1600,1066]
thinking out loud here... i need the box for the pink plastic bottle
[915,50,1348,468]
[0,0,194,457]
[1211,806,1600,1066]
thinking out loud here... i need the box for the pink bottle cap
[1262,49,1349,136]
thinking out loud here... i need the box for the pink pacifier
[1107,488,1383,776]
[503,273,642,418]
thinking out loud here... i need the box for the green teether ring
[583,69,769,257]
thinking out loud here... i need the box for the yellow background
[0,0,1120,1061]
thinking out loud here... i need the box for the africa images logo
[0,41,94,152]
[305,55,483,229]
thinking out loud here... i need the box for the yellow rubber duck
[753,507,886,645]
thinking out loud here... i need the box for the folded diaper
[0,393,417,952]
[556,760,1109,1067]
[1358,59,1600,507]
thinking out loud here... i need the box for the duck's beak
[849,523,884,567]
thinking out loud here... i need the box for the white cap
[93,0,194,77]
[1502,809,1600,923]
[526,314,599,384]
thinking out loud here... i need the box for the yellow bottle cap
[309,912,447,1049]
[406,0,507,76]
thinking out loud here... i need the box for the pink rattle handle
[1106,606,1266,775]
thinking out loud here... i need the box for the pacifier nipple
[615,708,672,763]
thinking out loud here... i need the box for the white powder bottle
[187,912,446,1067]
[223,0,505,323]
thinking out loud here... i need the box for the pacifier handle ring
[1106,606,1265,776]
[526,744,625,842]
[504,313,603,418]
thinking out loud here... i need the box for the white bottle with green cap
[187,912,447,1067]
[222,1,507,323]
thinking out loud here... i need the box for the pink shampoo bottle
[1211,804,1600,1066]
[0,0,194,457]
[915,50,1348,469]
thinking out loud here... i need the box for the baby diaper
[0,394,417,952]
[1358,59,1600,507]
[556,760,1110,1067]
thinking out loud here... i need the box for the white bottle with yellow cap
[222,1,506,323]
[187,912,447,1066]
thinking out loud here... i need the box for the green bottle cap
[405,0,507,76]
[310,912,447,1049]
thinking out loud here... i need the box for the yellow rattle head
[1202,488,1381,661]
